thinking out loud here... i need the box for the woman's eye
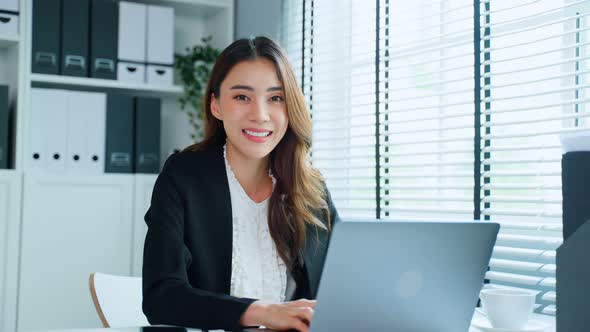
[270,95,284,102]
[234,95,250,101]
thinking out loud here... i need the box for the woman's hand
[239,299,316,332]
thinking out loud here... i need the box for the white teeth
[244,129,271,137]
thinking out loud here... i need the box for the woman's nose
[249,102,271,122]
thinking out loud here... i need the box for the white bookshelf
[0,0,235,331]
[17,0,234,170]
[0,170,22,332]
[30,73,183,97]
[0,34,18,48]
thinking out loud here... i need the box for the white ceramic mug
[479,288,537,329]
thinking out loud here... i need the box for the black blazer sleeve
[142,155,255,331]
[327,186,341,229]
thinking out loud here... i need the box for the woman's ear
[211,93,223,121]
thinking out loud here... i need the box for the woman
[142,36,340,332]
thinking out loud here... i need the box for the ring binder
[134,97,161,174]
[35,52,57,67]
[61,0,89,77]
[110,152,131,167]
[64,55,86,70]
[105,94,134,173]
[91,0,119,79]
[94,58,115,73]
[32,0,61,74]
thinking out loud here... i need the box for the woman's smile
[242,128,273,142]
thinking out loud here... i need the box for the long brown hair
[186,36,330,269]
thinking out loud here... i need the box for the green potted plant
[174,36,220,142]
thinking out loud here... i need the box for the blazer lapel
[199,145,234,294]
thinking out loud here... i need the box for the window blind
[297,0,476,218]
[280,0,305,86]
[480,0,589,315]
[305,0,378,218]
[280,0,589,316]
[378,0,475,221]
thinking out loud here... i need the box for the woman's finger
[294,306,314,324]
[288,299,316,308]
[290,318,310,332]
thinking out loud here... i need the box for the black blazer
[142,145,340,331]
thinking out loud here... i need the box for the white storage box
[0,13,18,36]
[0,0,18,12]
[146,65,173,86]
[117,1,146,62]
[146,5,174,65]
[117,62,145,84]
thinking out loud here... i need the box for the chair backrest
[89,272,150,328]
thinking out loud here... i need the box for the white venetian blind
[306,0,378,218]
[297,0,476,220]
[480,0,589,315]
[379,0,475,221]
[280,0,305,86]
[280,0,589,316]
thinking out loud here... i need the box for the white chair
[89,272,150,328]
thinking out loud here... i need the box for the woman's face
[211,58,288,161]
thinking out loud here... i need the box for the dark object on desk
[32,0,61,74]
[141,327,187,332]
[0,85,8,169]
[561,152,590,240]
[557,151,590,331]
[61,0,90,77]
[556,218,590,331]
[90,0,119,79]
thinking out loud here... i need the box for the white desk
[470,310,556,332]
[30,311,556,332]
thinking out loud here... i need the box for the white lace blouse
[224,145,296,302]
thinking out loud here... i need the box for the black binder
[61,0,90,77]
[32,0,61,74]
[0,85,8,169]
[90,0,119,79]
[134,97,161,174]
[561,152,590,240]
[557,220,590,331]
[557,151,590,331]
[105,94,134,173]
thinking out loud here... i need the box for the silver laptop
[305,220,499,332]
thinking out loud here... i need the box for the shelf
[0,169,20,176]
[0,34,19,49]
[23,172,141,183]
[30,73,183,97]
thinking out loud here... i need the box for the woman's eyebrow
[229,85,283,92]
[230,84,254,91]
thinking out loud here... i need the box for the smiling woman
[141,36,341,332]
[210,58,289,160]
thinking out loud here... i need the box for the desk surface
[30,311,556,332]
[470,310,555,332]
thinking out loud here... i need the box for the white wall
[234,0,282,41]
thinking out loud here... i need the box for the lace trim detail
[223,144,276,207]
[225,144,287,302]
[258,206,287,302]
